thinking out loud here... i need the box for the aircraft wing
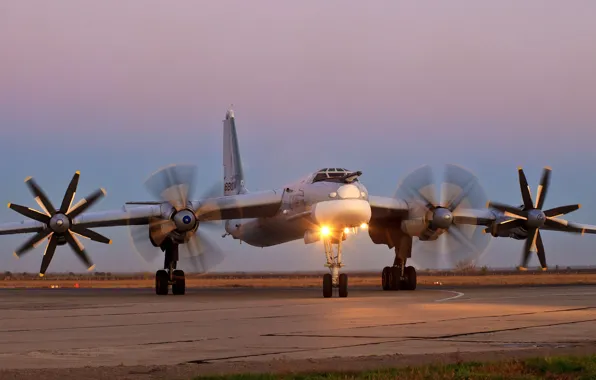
[368,195,497,226]
[451,208,498,226]
[190,190,283,221]
[0,190,284,233]
[0,220,45,235]
[368,195,410,222]
[541,220,596,235]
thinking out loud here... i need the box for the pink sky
[1,1,596,272]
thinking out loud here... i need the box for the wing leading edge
[0,190,284,234]
[368,195,497,226]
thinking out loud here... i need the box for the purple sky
[1,1,596,273]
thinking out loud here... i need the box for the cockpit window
[312,168,360,183]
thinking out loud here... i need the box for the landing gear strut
[155,240,186,295]
[322,231,348,298]
[381,236,417,291]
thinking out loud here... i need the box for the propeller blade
[394,165,437,210]
[39,234,58,276]
[535,167,551,210]
[60,171,80,214]
[24,177,56,215]
[409,240,442,270]
[149,218,177,247]
[444,224,490,267]
[517,168,534,210]
[129,225,163,265]
[544,204,581,218]
[193,180,225,221]
[67,188,107,219]
[70,225,112,244]
[8,203,50,224]
[14,228,53,258]
[520,227,538,269]
[487,202,527,219]
[64,231,94,270]
[145,164,197,211]
[181,230,224,273]
[535,230,547,270]
[442,164,486,211]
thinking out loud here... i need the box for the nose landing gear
[322,230,348,298]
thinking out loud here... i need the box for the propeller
[8,172,110,276]
[128,164,225,273]
[395,164,490,269]
[487,167,582,271]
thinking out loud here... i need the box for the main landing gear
[381,261,417,291]
[322,230,348,298]
[381,238,417,291]
[155,241,186,295]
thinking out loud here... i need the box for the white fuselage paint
[224,176,372,247]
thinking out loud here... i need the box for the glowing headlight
[329,192,337,198]
[344,227,350,234]
[361,191,367,198]
[360,223,368,229]
[320,226,331,236]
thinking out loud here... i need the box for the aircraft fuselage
[224,176,371,247]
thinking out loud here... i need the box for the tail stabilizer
[223,107,247,196]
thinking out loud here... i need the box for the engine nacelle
[304,230,320,245]
[400,218,427,237]
[487,223,527,240]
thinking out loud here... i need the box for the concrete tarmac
[0,285,595,371]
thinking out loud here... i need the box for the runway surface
[1,285,596,374]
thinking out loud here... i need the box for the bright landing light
[320,226,331,236]
[360,223,368,229]
[344,227,351,234]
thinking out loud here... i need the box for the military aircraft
[1,108,595,298]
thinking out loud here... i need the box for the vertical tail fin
[223,107,247,196]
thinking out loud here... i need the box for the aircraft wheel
[338,273,348,298]
[323,273,333,298]
[172,269,186,295]
[389,267,401,291]
[155,270,169,295]
[402,266,417,290]
[381,266,391,290]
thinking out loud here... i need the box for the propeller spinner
[8,172,110,276]
[487,167,582,271]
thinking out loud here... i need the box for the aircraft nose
[311,199,371,228]
[336,184,362,199]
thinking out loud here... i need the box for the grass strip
[194,354,596,380]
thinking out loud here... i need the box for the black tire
[155,270,169,295]
[389,266,401,291]
[381,267,390,290]
[338,273,348,298]
[323,273,333,298]
[172,269,185,295]
[403,266,417,291]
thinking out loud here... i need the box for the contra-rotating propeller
[487,167,582,271]
[395,164,490,269]
[8,172,110,276]
[128,164,224,273]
